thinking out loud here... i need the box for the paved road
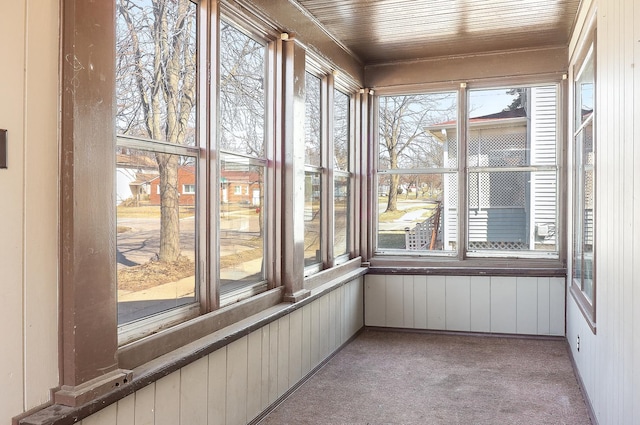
[117,217,195,268]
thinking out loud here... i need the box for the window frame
[372,80,564,264]
[569,27,597,332]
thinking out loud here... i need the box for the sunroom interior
[2,0,639,424]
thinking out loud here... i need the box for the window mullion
[281,37,309,301]
[324,74,335,267]
[458,83,469,260]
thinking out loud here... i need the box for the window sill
[369,256,566,277]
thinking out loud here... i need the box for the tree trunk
[387,174,399,212]
[157,153,181,261]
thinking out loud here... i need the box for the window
[571,37,596,325]
[304,71,323,268]
[116,0,199,328]
[114,2,274,338]
[466,87,559,256]
[377,92,458,253]
[219,18,269,300]
[333,88,351,259]
[376,85,560,259]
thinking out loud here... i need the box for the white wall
[566,0,640,423]
[75,277,364,425]
[0,0,59,422]
[364,274,565,336]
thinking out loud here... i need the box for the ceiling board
[293,0,581,64]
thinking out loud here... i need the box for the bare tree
[378,93,455,212]
[117,0,197,262]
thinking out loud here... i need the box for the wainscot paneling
[75,277,363,425]
[364,275,565,336]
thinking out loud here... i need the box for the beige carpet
[259,330,591,425]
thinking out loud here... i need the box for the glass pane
[575,49,595,128]
[377,173,454,252]
[220,154,265,292]
[467,170,557,252]
[468,86,557,167]
[334,175,349,257]
[379,92,457,171]
[117,150,196,324]
[579,122,595,300]
[334,89,350,171]
[116,0,197,146]
[220,20,266,157]
[304,171,322,266]
[305,72,322,167]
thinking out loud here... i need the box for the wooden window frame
[371,80,564,264]
[569,26,597,333]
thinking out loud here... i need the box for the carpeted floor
[259,330,591,425]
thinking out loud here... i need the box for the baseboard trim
[565,340,598,425]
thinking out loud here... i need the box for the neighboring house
[148,166,262,207]
[426,86,558,251]
[221,169,262,206]
[116,152,158,205]
[149,166,197,206]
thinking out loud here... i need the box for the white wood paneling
[490,277,518,334]
[402,276,415,328]
[364,274,386,326]
[259,326,271,411]
[413,275,428,329]
[208,347,227,425]
[181,356,208,425]
[300,304,312,376]
[318,295,330,360]
[336,285,344,347]
[562,0,640,422]
[516,277,539,334]
[536,278,551,334]
[288,308,303,388]
[134,384,156,425]
[83,403,117,425]
[427,276,446,329]
[226,336,248,425]
[364,274,564,336]
[353,277,364,332]
[470,276,491,332]
[246,329,263,423]
[116,394,135,425]
[154,373,180,425]
[385,275,404,327]
[549,277,565,336]
[276,316,289,398]
[328,290,338,351]
[267,320,279,404]
[309,299,320,369]
[445,276,471,331]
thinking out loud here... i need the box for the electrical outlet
[576,335,580,352]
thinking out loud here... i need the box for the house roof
[116,153,158,169]
[425,108,527,141]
